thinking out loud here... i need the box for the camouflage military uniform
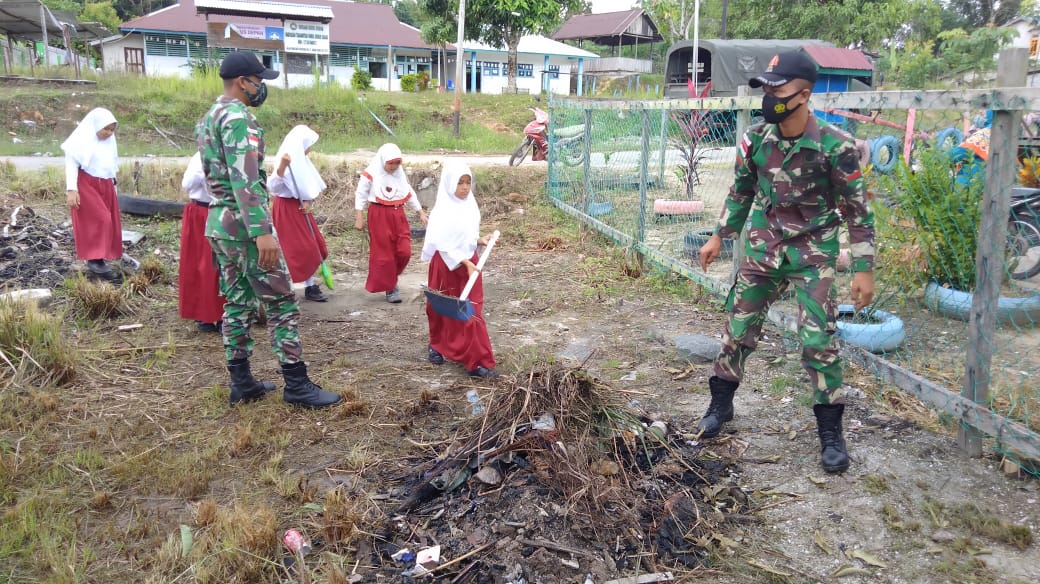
[713,115,874,404]
[196,95,303,364]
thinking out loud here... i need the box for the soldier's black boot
[696,376,738,438]
[227,358,276,406]
[814,403,850,473]
[281,362,342,409]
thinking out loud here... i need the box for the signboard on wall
[284,20,329,55]
[206,22,282,50]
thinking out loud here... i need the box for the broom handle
[459,230,500,302]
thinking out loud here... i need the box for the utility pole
[452,0,466,137]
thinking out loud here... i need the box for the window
[517,63,533,78]
[482,61,499,76]
[1031,37,1039,57]
[547,65,560,79]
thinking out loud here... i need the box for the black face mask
[762,92,803,124]
[243,78,268,107]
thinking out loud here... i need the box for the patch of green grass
[881,502,921,532]
[767,376,791,397]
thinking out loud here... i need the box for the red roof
[802,45,873,71]
[120,0,443,50]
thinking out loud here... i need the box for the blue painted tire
[933,127,963,151]
[924,282,1040,327]
[871,135,901,173]
[835,304,906,353]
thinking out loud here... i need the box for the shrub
[64,275,128,320]
[351,69,372,91]
[400,73,418,92]
[417,71,430,91]
[880,147,983,291]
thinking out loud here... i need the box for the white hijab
[422,161,481,269]
[364,143,413,201]
[61,107,119,179]
[273,125,326,200]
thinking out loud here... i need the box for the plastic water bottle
[465,389,484,416]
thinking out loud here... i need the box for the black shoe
[467,366,498,378]
[814,403,850,473]
[428,345,445,365]
[304,284,328,302]
[227,358,277,406]
[386,287,401,303]
[282,361,342,408]
[197,321,221,333]
[86,263,122,285]
[696,376,738,438]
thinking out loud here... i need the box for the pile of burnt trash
[361,364,752,583]
[0,205,75,290]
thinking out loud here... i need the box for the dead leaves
[663,364,697,381]
[815,529,888,577]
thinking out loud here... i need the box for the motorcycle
[509,107,586,167]
[1007,187,1040,280]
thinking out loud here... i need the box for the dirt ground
[1,164,1038,583]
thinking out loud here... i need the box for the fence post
[582,107,593,213]
[959,48,1028,457]
[730,85,751,283]
[638,108,650,263]
[658,107,668,185]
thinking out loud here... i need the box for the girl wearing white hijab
[62,107,122,283]
[269,125,330,302]
[178,152,224,332]
[354,143,428,303]
[422,162,496,378]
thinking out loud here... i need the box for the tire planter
[933,126,963,151]
[924,281,1040,327]
[684,229,733,259]
[834,304,906,353]
[587,200,612,216]
[870,135,901,173]
[118,194,186,218]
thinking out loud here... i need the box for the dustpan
[425,230,500,322]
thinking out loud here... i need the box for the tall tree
[417,0,457,86]
[464,0,585,93]
[944,0,1023,28]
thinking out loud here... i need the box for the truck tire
[933,127,963,152]
[924,281,1040,326]
[834,304,906,353]
[118,194,186,218]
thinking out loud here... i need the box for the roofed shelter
[0,0,78,75]
[552,9,661,77]
[117,0,444,90]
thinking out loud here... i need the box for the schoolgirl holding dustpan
[269,125,332,302]
[422,162,497,378]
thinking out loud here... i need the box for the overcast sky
[588,0,640,13]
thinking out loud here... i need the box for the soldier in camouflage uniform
[698,51,875,473]
[197,51,340,409]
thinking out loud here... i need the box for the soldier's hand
[66,189,80,209]
[851,271,875,312]
[699,234,723,271]
[255,234,281,270]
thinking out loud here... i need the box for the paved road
[1,152,517,172]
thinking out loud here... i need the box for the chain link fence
[546,49,1040,474]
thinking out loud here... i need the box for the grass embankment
[0,71,539,156]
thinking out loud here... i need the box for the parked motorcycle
[509,107,585,167]
[1007,187,1040,280]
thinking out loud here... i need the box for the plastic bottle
[465,389,484,416]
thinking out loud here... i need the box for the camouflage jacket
[715,115,875,272]
[196,96,272,241]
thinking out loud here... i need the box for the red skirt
[178,201,225,323]
[365,203,411,293]
[71,170,122,261]
[272,197,329,283]
[426,251,495,371]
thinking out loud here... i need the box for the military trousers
[714,252,845,405]
[209,237,303,364]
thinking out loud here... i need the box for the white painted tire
[835,304,906,353]
[924,281,1040,327]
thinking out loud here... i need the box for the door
[124,47,144,74]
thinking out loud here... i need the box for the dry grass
[0,298,77,386]
[64,275,129,320]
